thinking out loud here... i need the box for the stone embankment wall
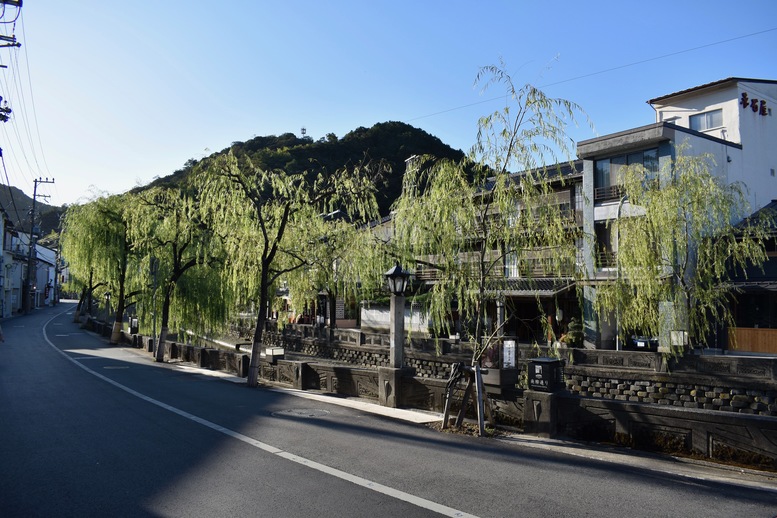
[567,375,777,416]
[565,349,777,417]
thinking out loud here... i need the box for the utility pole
[0,1,21,50]
[23,177,54,313]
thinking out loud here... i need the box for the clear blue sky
[1,0,776,206]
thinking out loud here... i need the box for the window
[689,109,723,132]
[505,251,519,278]
[595,223,615,268]
[594,148,658,200]
[595,159,611,189]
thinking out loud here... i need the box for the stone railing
[565,349,777,417]
[274,324,473,379]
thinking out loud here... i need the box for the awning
[486,278,576,298]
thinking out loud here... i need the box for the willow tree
[282,209,387,338]
[126,185,226,362]
[595,148,773,353]
[61,202,107,322]
[391,63,587,365]
[198,151,380,387]
[61,194,141,344]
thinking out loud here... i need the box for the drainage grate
[272,409,331,418]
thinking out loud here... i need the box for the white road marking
[42,310,476,518]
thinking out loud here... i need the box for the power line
[540,27,777,90]
[19,12,52,179]
[405,26,777,123]
[0,146,26,228]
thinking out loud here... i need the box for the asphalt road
[1,303,776,517]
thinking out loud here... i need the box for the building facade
[578,78,777,349]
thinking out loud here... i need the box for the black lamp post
[384,263,410,368]
[385,263,409,296]
[317,291,328,329]
[104,291,111,323]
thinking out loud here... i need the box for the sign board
[503,340,516,368]
[528,357,563,392]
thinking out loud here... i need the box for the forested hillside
[0,184,64,240]
[3,121,463,245]
[143,121,465,216]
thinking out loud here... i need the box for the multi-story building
[400,158,585,350]
[578,78,777,350]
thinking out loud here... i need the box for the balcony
[594,184,623,202]
[596,250,617,269]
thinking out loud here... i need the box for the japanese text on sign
[741,93,769,116]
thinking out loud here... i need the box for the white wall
[654,85,741,143]
[738,82,777,212]
[652,80,777,213]
[361,303,431,335]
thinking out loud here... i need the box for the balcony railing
[596,250,617,269]
[594,185,623,202]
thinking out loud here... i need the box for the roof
[729,200,777,291]
[483,160,583,193]
[735,199,777,232]
[485,278,576,298]
[577,122,741,159]
[648,77,777,105]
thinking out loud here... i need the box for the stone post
[389,292,405,368]
[523,390,558,438]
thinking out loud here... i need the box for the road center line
[42,311,477,518]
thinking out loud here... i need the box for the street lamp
[384,263,410,368]
[104,291,111,323]
[317,290,328,327]
[384,263,409,296]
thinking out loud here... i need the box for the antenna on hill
[301,127,307,137]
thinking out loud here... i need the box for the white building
[1,229,58,316]
[649,78,777,212]
[578,78,777,349]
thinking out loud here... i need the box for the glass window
[689,109,723,131]
[610,156,626,185]
[595,159,610,189]
[643,148,658,176]
[594,148,659,200]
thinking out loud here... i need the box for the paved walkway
[161,356,777,494]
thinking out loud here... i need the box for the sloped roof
[735,199,777,232]
[730,200,777,291]
[648,77,777,105]
[485,278,575,297]
[483,160,582,193]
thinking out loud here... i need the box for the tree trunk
[328,292,337,344]
[87,270,94,317]
[73,287,87,323]
[247,314,264,387]
[156,326,169,362]
[110,308,124,344]
[155,287,173,362]
[247,271,271,388]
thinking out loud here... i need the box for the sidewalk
[161,355,777,494]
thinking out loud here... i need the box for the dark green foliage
[0,184,64,236]
[562,317,584,347]
[144,122,464,217]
